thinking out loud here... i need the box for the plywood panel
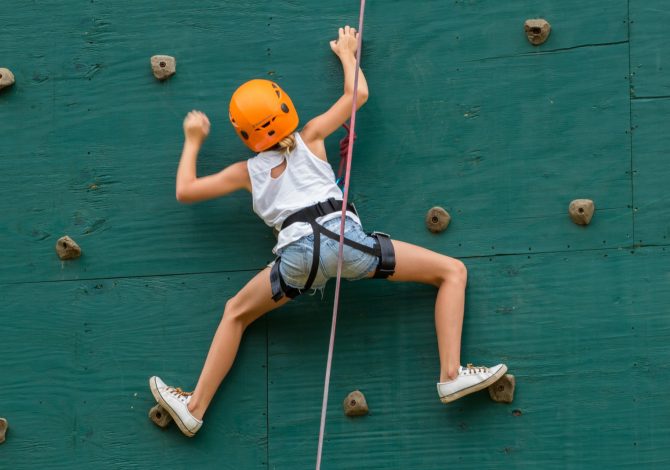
[630,2,670,97]
[0,1,630,283]
[0,271,268,469]
[268,248,670,469]
[1,0,669,468]
[632,98,670,245]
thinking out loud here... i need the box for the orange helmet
[229,79,299,152]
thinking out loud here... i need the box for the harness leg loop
[370,231,396,278]
[270,258,302,302]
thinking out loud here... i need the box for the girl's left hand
[183,110,211,144]
[330,25,358,58]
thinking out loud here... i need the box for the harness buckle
[370,231,390,239]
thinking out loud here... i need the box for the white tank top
[247,132,361,254]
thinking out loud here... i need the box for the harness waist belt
[281,198,358,231]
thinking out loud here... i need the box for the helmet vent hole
[272,83,278,88]
[272,117,276,122]
[261,121,271,128]
[281,103,290,113]
[241,130,249,140]
[268,130,275,136]
[275,90,281,98]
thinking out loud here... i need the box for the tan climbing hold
[56,235,82,260]
[425,207,451,233]
[488,374,515,403]
[151,55,176,81]
[149,404,173,428]
[0,68,15,91]
[343,390,369,417]
[524,19,551,45]
[569,199,595,225]
[0,418,7,444]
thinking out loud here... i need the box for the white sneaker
[149,376,203,437]
[437,363,508,403]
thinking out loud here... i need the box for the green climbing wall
[1,0,669,468]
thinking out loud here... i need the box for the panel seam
[627,0,636,247]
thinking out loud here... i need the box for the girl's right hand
[330,25,358,58]
[183,110,211,143]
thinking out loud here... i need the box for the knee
[439,257,467,287]
[222,296,252,329]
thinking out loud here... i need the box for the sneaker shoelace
[463,363,489,375]
[167,386,192,403]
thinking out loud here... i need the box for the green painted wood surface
[3,273,268,469]
[1,1,669,468]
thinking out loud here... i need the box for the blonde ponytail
[274,134,297,155]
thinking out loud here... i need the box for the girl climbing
[150,25,507,438]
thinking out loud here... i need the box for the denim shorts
[276,215,380,292]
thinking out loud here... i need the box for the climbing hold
[0,68,15,91]
[149,404,173,428]
[150,55,176,81]
[568,199,595,225]
[524,19,551,45]
[343,390,369,417]
[55,235,82,260]
[425,207,451,233]
[0,418,7,444]
[488,374,515,403]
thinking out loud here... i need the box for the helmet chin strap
[316,2,367,469]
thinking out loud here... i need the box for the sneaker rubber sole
[149,377,196,437]
[439,364,509,404]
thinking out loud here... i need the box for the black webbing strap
[301,221,381,292]
[281,198,357,231]
[370,232,395,278]
[270,198,396,302]
[270,258,301,301]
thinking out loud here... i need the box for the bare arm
[301,25,368,159]
[176,110,251,204]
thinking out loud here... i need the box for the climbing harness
[269,198,396,301]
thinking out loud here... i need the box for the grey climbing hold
[524,19,551,45]
[151,55,176,81]
[56,235,82,260]
[488,374,515,403]
[0,68,15,91]
[343,390,369,417]
[149,404,173,428]
[0,418,7,444]
[569,199,595,225]
[425,207,451,233]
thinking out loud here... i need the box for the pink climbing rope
[316,2,366,469]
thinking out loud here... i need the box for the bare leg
[187,267,290,419]
[383,240,467,382]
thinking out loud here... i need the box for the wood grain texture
[630,1,670,97]
[268,248,670,469]
[1,272,268,469]
[632,98,670,245]
[0,0,668,468]
[0,0,632,282]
